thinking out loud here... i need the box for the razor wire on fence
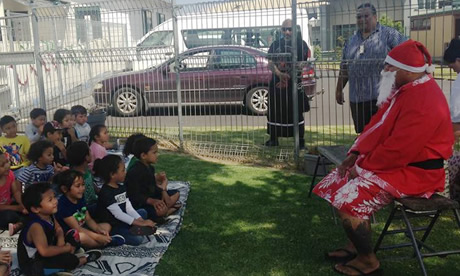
[0,0,457,164]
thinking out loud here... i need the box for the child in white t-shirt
[71,105,91,143]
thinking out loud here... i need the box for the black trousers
[350,100,378,134]
[21,253,79,276]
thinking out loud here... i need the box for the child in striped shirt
[18,140,67,193]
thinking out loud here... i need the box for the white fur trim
[426,64,435,74]
[385,55,427,73]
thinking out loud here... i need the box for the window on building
[425,0,437,9]
[142,10,154,35]
[418,0,424,9]
[157,13,165,25]
[439,0,453,8]
[332,24,356,48]
[411,17,431,30]
[8,12,31,41]
[75,6,102,43]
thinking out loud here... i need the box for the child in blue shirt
[17,182,101,276]
[55,170,125,249]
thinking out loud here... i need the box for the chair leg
[400,208,428,276]
[374,205,398,253]
[454,208,460,228]
[332,206,339,225]
[308,155,322,198]
[419,210,441,246]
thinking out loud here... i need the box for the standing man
[315,40,453,275]
[336,3,406,133]
[265,19,310,147]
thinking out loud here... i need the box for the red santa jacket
[350,75,454,196]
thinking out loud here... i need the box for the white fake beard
[377,70,397,106]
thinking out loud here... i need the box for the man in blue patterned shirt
[336,3,406,133]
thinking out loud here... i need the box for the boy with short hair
[71,105,91,143]
[67,141,98,206]
[25,108,47,143]
[18,182,101,276]
[0,115,30,177]
[43,121,67,167]
[125,137,181,222]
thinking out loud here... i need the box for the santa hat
[384,40,435,74]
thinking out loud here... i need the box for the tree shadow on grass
[155,153,460,276]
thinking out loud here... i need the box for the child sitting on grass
[71,105,91,143]
[125,137,181,223]
[0,115,30,177]
[43,121,68,167]
[123,133,146,171]
[67,141,98,206]
[18,140,67,194]
[25,108,47,143]
[17,182,101,276]
[53,109,78,148]
[94,155,156,246]
[0,152,26,236]
[88,125,109,170]
[55,170,125,249]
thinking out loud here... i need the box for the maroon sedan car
[93,46,316,116]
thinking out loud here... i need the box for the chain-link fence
[0,0,457,164]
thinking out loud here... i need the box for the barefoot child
[125,137,181,223]
[17,182,101,276]
[55,170,125,249]
[0,152,26,236]
[94,155,156,245]
[88,125,109,170]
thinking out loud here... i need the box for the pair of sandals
[325,249,382,276]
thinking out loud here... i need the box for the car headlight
[93,82,103,90]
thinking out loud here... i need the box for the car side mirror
[169,62,186,73]
[168,63,176,73]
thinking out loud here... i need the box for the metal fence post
[5,11,20,110]
[172,0,184,150]
[291,0,299,160]
[31,8,47,110]
[52,15,64,98]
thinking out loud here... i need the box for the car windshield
[138,31,173,47]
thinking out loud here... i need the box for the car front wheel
[246,87,268,115]
[113,87,143,116]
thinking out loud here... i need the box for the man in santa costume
[314,40,454,276]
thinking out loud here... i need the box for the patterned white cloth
[4,181,190,276]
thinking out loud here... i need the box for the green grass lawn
[154,151,460,276]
